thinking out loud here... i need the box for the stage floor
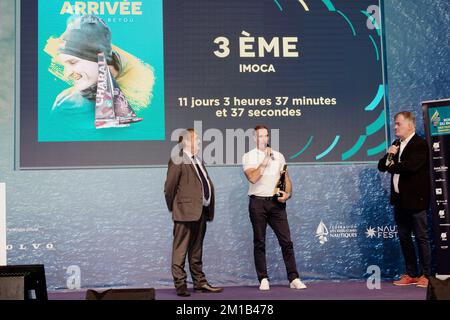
[48,280,427,300]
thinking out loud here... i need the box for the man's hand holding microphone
[387,139,401,165]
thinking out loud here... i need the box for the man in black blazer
[164,128,223,297]
[378,111,431,288]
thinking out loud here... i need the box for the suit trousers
[249,196,299,282]
[394,206,431,277]
[171,207,208,289]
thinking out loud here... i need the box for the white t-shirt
[242,148,286,196]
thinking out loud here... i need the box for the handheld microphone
[266,143,275,160]
[387,139,401,162]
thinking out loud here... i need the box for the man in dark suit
[164,128,223,297]
[378,111,431,288]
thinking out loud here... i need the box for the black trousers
[171,208,208,289]
[394,206,431,277]
[249,196,299,282]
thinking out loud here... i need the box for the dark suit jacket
[378,134,430,211]
[164,151,215,222]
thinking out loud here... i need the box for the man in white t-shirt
[242,125,306,291]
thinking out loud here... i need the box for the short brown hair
[254,125,269,132]
[394,111,416,127]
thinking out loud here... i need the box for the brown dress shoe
[176,285,191,297]
[194,283,223,293]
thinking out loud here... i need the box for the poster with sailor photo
[37,0,165,142]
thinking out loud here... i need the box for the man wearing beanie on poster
[46,15,154,130]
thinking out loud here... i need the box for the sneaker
[290,278,307,290]
[416,276,429,288]
[259,278,270,291]
[393,274,418,286]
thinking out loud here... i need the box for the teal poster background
[37,0,165,142]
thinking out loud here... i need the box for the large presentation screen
[17,0,388,168]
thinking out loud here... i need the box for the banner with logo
[423,99,450,275]
[17,0,388,168]
[0,183,5,265]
